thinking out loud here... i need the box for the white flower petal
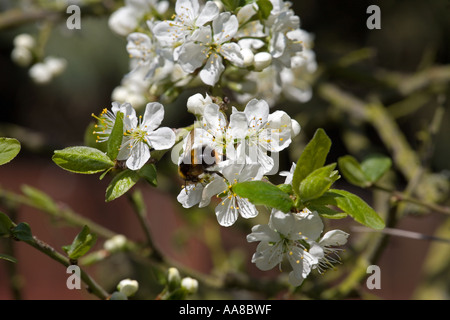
[244,99,269,128]
[175,0,199,21]
[221,43,244,67]
[238,163,263,182]
[288,270,305,287]
[213,12,238,43]
[203,104,227,137]
[199,177,227,208]
[247,224,280,243]
[319,230,349,247]
[253,241,283,271]
[268,210,296,237]
[146,127,176,150]
[199,54,224,86]
[177,184,204,208]
[142,102,164,131]
[215,197,239,227]
[177,41,206,73]
[287,246,307,279]
[127,33,152,61]
[126,142,150,170]
[196,1,219,26]
[236,196,258,219]
[294,210,324,241]
[228,111,248,141]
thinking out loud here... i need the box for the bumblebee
[178,130,223,185]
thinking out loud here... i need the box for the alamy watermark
[66,5,81,30]
[66,265,81,290]
[366,5,381,29]
[366,265,381,289]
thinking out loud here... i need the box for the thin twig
[351,226,450,244]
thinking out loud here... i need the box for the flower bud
[167,267,181,291]
[111,86,129,102]
[29,63,52,84]
[108,7,139,36]
[11,47,33,67]
[253,52,272,71]
[187,93,212,115]
[117,279,139,297]
[241,48,254,67]
[44,56,67,76]
[181,277,198,295]
[13,34,36,50]
[103,234,127,253]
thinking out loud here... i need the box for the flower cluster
[245,161,349,286]
[176,93,300,227]
[92,101,176,170]
[11,33,67,85]
[247,208,349,286]
[108,0,316,108]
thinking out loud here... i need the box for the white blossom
[29,63,53,84]
[247,209,323,286]
[118,102,176,170]
[202,163,263,227]
[177,12,244,86]
[248,208,349,286]
[181,277,198,294]
[108,0,169,36]
[186,93,213,115]
[127,32,168,79]
[11,47,33,67]
[92,102,133,143]
[153,0,220,46]
[13,34,36,50]
[231,99,300,174]
[310,230,349,274]
[117,279,139,297]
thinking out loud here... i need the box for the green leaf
[0,253,17,263]
[361,154,392,183]
[62,225,97,260]
[256,0,273,20]
[21,185,58,214]
[298,163,340,202]
[52,146,114,174]
[138,163,157,187]
[0,138,21,166]
[105,169,139,202]
[277,183,293,195]
[11,222,33,242]
[106,111,124,161]
[338,155,371,187]
[308,205,347,219]
[317,190,385,229]
[221,0,241,11]
[292,128,332,196]
[0,212,13,237]
[233,181,294,213]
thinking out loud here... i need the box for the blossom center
[124,116,149,149]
